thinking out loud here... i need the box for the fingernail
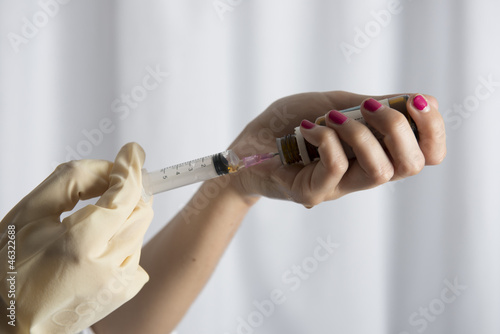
[363,98,382,112]
[301,119,316,129]
[328,110,348,125]
[413,94,430,112]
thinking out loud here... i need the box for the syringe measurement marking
[160,156,213,179]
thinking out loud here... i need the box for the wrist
[202,176,261,209]
[229,181,261,208]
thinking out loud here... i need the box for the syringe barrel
[142,150,239,196]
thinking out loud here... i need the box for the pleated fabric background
[1,1,499,333]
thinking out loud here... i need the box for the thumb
[94,142,146,223]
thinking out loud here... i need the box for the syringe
[142,150,278,196]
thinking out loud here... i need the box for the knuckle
[334,158,349,175]
[64,229,89,263]
[421,117,446,165]
[354,127,374,145]
[316,128,349,175]
[389,113,411,135]
[66,223,104,262]
[429,115,446,140]
[368,162,394,185]
[55,160,86,179]
[397,152,425,177]
[322,151,349,176]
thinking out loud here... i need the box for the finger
[406,94,447,165]
[324,110,395,194]
[61,197,153,258]
[62,144,151,253]
[295,119,349,205]
[94,142,147,226]
[1,159,113,225]
[106,198,154,265]
[360,98,425,180]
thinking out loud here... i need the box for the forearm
[92,176,259,334]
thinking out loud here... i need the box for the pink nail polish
[301,119,315,129]
[363,98,382,112]
[413,95,429,112]
[328,110,348,125]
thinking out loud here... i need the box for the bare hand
[228,91,446,206]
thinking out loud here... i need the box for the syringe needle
[240,152,279,168]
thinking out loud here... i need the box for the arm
[92,179,259,333]
[93,91,446,333]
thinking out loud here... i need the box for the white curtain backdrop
[1,1,499,333]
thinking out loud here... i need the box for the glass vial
[276,95,418,165]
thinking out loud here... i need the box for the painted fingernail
[363,98,382,112]
[301,119,316,129]
[328,110,348,125]
[413,94,430,112]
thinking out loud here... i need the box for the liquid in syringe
[142,150,277,196]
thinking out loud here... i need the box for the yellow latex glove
[0,143,154,334]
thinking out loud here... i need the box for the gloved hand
[0,142,154,334]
